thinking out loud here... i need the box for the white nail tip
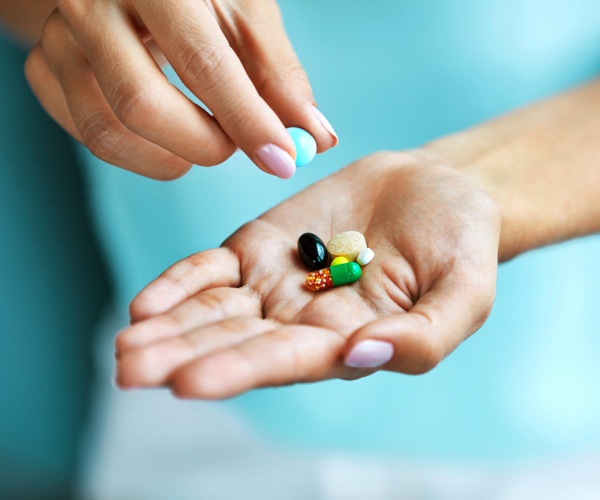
[312,105,338,141]
[357,248,374,266]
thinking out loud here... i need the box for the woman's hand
[115,150,501,398]
[25,0,337,179]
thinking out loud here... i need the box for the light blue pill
[287,127,317,167]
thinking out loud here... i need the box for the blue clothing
[78,0,600,461]
[0,34,109,497]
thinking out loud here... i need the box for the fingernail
[256,144,296,179]
[312,105,339,145]
[345,340,394,368]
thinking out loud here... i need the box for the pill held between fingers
[357,248,375,266]
[298,233,329,271]
[326,231,367,262]
[287,127,317,167]
[305,262,362,291]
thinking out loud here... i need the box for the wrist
[423,131,534,263]
[425,81,600,263]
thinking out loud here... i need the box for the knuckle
[79,111,122,163]
[257,62,309,98]
[218,105,247,135]
[75,105,190,181]
[175,41,227,81]
[281,62,309,86]
[160,263,194,294]
[110,81,165,131]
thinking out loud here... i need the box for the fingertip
[346,315,444,375]
[112,372,135,391]
[275,103,338,157]
[129,277,187,323]
[128,295,155,324]
[310,104,339,149]
[148,159,194,181]
[23,44,40,84]
[169,364,223,400]
[114,326,133,354]
[191,124,237,167]
[344,339,394,369]
[114,354,139,389]
[256,143,297,179]
[249,60,337,153]
[116,345,161,388]
[114,376,134,391]
[114,319,166,353]
[170,351,250,400]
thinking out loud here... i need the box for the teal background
[77,0,600,463]
[2,0,600,495]
[0,34,110,498]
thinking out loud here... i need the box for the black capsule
[298,233,329,271]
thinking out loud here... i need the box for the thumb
[343,273,496,374]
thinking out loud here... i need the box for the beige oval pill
[326,231,367,262]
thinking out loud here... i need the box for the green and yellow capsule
[305,262,362,291]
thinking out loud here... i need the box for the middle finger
[116,286,261,353]
[58,2,236,167]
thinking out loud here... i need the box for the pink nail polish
[257,144,296,179]
[345,340,394,368]
[312,105,338,145]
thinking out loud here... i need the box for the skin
[0,1,55,43]
[3,0,598,400]
[1,0,337,179]
[113,151,500,398]
[115,80,600,399]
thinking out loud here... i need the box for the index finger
[129,248,241,322]
[135,0,298,178]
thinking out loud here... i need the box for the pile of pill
[298,231,375,291]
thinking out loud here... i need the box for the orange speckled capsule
[306,262,362,291]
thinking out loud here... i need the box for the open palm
[116,150,501,399]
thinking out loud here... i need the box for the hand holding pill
[115,150,500,399]
[25,0,337,179]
